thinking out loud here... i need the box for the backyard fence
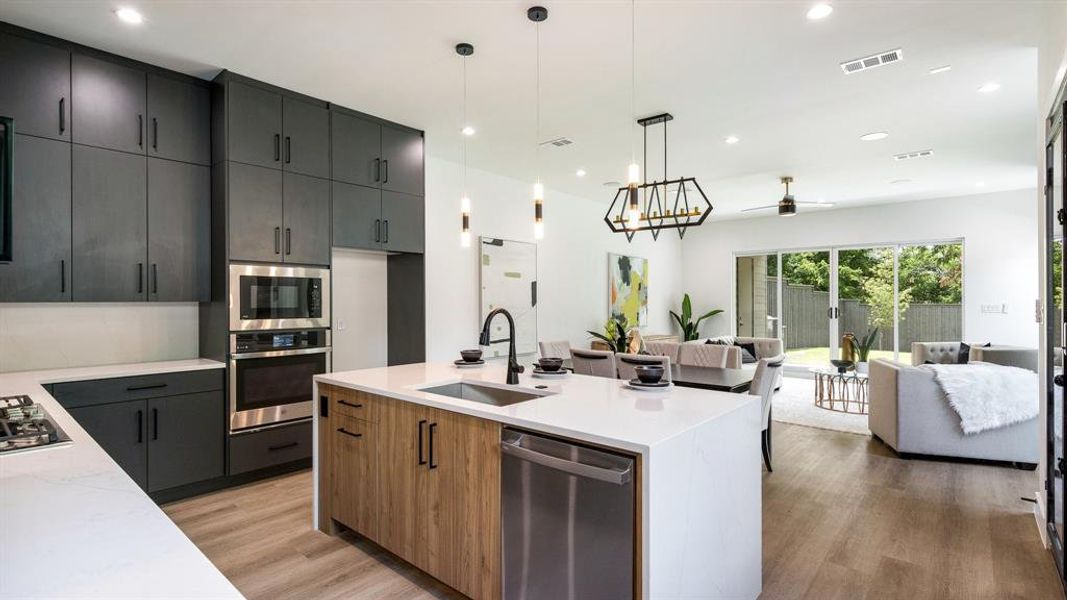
[766,278,962,351]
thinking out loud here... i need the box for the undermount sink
[418,381,555,407]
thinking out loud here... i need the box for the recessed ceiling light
[890,178,913,185]
[975,181,986,188]
[859,131,889,141]
[807,3,833,20]
[575,168,586,177]
[724,135,740,145]
[928,65,952,75]
[603,180,621,187]
[115,7,144,25]
[461,125,475,136]
[977,82,1001,93]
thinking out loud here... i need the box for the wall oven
[229,329,330,432]
[229,264,330,331]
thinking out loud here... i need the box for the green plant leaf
[682,293,692,323]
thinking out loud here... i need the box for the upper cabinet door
[148,158,209,302]
[72,145,148,301]
[0,33,70,141]
[381,125,424,196]
[331,111,381,188]
[228,161,283,263]
[282,97,329,179]
[282,172,330,266]
[147,74,210,165]
[332,181,382,251]
[72,54,146,154]
[0,135,71,301]
[227,81,282,169]
[381,191,424,254]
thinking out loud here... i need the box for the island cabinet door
[376,397,425,564]
[330,413,378,539]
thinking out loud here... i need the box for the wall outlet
[980,303,1007,314]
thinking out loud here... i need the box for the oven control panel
[233,329,329,353]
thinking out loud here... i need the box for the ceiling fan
[742,176,835,217]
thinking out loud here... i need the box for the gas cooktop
[0,395,72,455]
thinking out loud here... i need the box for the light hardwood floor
[165,422,1063,599]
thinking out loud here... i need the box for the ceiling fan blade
[741,205,778,212]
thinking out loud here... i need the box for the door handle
[337,400,363,409]
[60,259,65,294]
[285,136,291,164]
[285,228,292,255]
[375,219,381,243]
[151,263,158,294]
[138,114,143,147]
[500,440,633,485]
[152,407,159,440]
[274,133,280,161]
[417,419,427,465]
[59,97,66,135]
[428,422,438,469]
[268,442,299,452]
[383,220,389,244]
[375,158,381,182]
[136,410,143,444]
[337,427,363,439]
[152,117,158,150]
[382,159,389,183]
[1058,457,1066,476]
[137,263,144,294]
[274,227,281,254]
[126,383,167,392]
[1055,374,1065,387]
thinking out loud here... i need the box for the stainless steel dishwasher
[501,428,635,600]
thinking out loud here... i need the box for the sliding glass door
[779,251,832,366]
[735,254,779,339]
[836,246,896,362]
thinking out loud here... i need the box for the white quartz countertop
[0,359,241,599]
[316,361,757,453]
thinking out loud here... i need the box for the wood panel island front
[313,361,762,600]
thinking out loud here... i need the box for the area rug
[772,375,871,436]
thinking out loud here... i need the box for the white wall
[423,154,685,361]
[0,303,199,372]
[331,248,388,371]
[680,188,1040,348]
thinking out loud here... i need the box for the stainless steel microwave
[228,264,331,331]
[0,116,12,263]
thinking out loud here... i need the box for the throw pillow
[924,360,936,365]
[735,341,758,364]
[705,338,728,345]
[958,342,971,364]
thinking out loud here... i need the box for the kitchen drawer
[330,387,379,422]
[53,369,224,409]
[229,420,312,475]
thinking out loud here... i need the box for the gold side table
[811,367,869,414]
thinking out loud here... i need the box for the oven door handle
[231,347,331,360]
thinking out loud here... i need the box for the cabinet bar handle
[285,136,291,164]
[268,442,298,452]
[274,227,281,254]
[375,219,381,243]
[151,263,158,294]
[60,259,65,293]
[382,159,389,183]
[138,114,143,147]
[375,158,381,182]
[337,427,362,439]
[152,118,158,150]
[285,228,292,255]
[428,422,438,469]
[126,383,167,391]
[59,98,66,135]
[136,410,143,444]
[152,407,159,440]
[383,220,389,244]
[137,263,144,293]
[337,400,363,409]
[417,419,427,465]
[274,133,280,161]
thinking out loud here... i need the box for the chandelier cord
[536,19,541,184]
[630,0,636,165]
[462,55,468,194]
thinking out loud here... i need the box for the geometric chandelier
[604,112,713,241]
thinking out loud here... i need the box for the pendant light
[625,0,640,231]
[529,6,548,240]
[456,42,474,247]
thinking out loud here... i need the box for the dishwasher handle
[501,439,632,485]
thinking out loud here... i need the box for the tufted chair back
[910,342,962,366]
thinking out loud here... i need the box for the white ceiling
[0,0,1049,217]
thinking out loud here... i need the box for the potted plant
[587,315,633,353]
[853,328,879,374]
[669,294,723,342]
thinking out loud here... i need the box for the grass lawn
[785,346,910,365]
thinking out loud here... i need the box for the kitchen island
[313,361,762,600]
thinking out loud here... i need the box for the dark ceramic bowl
[830,359,854,374]
[537,357,564,372]
[634,365,665,384]
[460,349,483,363]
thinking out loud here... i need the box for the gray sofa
[911,342,1038,372]
[868,358,1038,465]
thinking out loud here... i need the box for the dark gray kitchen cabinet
[381,125,424,196]
[382,191,425,254]
[146,392,224,492]
[0,32,70,141]
[332,181,382,250]
[283,97,329,179]
[147,74,210,165]
[72,145,147,301]
[148,158,209,302]
[72,54,146,154]
[282,173,330,265]
[331,111,381,188]
[228,161,283,263]
[226,80,282,169]
[69,400,148,490]
[0,135,70,301]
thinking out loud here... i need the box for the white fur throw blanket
[924,362,1038,435]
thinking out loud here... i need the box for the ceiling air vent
[540,137,574,147]
[893,149,934,161]
[840,48,903,75]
